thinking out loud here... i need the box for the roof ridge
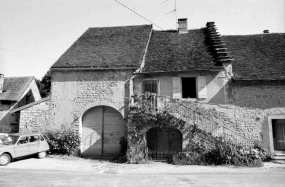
[222,33,285,37]
[88,24,152,29]
[154,27,206,33]
[4,76,34,79]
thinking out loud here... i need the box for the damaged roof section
[52,25,152,69]
[223,33,285,80]
[0,77,34,101]
[142,28,218,73]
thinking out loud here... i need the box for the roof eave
[51,66,139,71]
[134,68,224,75]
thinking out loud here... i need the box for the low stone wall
[19,100,50,132]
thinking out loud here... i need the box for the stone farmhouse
[0,74,41,133]
[13,19,285,160]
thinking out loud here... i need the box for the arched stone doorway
[81,106,126,159]
[147,127,182,161]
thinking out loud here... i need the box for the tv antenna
[161,0,178,29]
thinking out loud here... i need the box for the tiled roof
[222,33,285,80]
[0,77,34,101]
[142,28,218,73]
[52,25,152,69]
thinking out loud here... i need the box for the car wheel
[38,151,47,159]
[0,153,11,166]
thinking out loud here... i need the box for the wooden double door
[147,127,182,160]
[81,106,126,158]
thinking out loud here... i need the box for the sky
[0,0,284,79]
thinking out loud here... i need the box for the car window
[18,136,29,145]
[40,135,45,141]
[7,135,19,144]
[30,135,40,143]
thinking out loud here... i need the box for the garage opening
[181,77,196,98]
[81,106,126,159]
[147,127,182,161]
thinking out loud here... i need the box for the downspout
[129,28,153,106]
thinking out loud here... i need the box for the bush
[115,136,128,163]
[172,152,205,165]
[43,126,81,156]
[171,140,264,167]
[252,140,270,162]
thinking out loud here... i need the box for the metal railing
[132,94,254,149]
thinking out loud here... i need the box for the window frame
[142,79,159,95]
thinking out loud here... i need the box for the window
[18,136,29,145]
[172,76,207,99]
[142,80,158,94]
[40,135,45,141]
[29,135,40,143]
[1,100,12,105]
[182,77,196,98]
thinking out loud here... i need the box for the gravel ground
[2,155,285,174]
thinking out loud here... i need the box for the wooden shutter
[172,77,182,99]
[197,76,207,98]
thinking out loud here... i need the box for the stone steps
[272,153,285,161]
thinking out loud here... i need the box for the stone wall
[201,81,285,153]
[49,69,133,129]
[19,99,50,132]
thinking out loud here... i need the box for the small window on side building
[142,80,158,94]
[1,100,12,105]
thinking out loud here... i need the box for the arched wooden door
[147,127,182,161]
[81,106,126,158]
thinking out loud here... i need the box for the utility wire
[114,0,163,30]
[0,47,55,61]
[114,0,213,61]
[160,0,169,5]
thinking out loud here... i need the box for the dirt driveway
[2,155,285,174]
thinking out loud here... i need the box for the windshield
[3,135,19,144]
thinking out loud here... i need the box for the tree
[36,70,51,98]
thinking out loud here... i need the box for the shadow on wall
[202,72,229,105]
[0,112,20,133]
[81,131,103,158]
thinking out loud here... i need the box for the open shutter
[172,77,181,99]
[197,76,207,98]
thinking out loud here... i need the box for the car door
[15,136,29,157]
[28,135,40,154]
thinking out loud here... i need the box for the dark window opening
[143,80,158,94]
[1,100,12,105]
[182,77,196,98]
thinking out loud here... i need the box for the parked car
[0,132,50,166]
[0,133,9,144]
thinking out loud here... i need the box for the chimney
[0,74,4,94]
[263,30,269,34]
[178,18,188,34]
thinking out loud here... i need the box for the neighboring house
[0,74,41,133]
[223,32,285,157]
[16,19,285,159]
